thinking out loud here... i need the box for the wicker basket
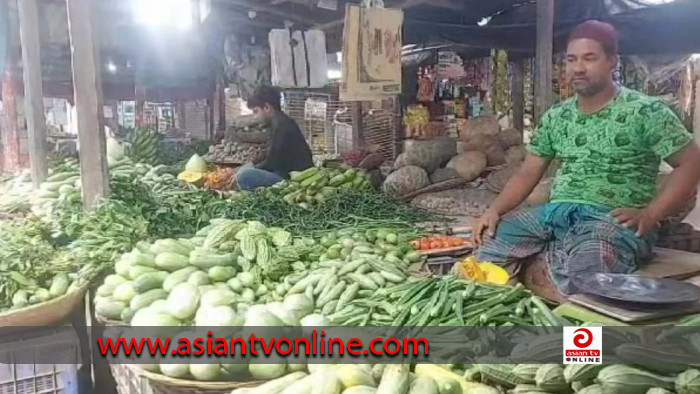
[0,286,87,326]
[111,364,262,394]
[95,313,124,327]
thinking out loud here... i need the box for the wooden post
[351,101,363,149]
[135,86,146,129]
[511,58,525,135]
[535,0,554,121]
[106,101,119,135]
[1,68,21,174]
[217,78,226,132]
[67,0,109,209]
[177,102,187,130]
[209,97,215,139]
[17,0,48,187]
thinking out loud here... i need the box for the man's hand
[610,207,661,237]
[473,210,500,246]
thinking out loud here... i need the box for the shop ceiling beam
[535,0,554,121]
[215,0,315,25]
[270,0,306,5]
[315,0,435,31]
[17,0,48,187]
[67,0,110,209]
[223,12,285,29]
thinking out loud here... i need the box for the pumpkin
[177,171,205,185]
[430,167,460,183]
[203,167,236,190]
[446,151,487,181]
[381,166,430,196]
[497,128,523,149]
[461,135,505,166]
[399,138,457,173]
[458,115,501,140]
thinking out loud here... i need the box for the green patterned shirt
[528,87,692,209]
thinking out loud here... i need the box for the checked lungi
[475,203,657,295]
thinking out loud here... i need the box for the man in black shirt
[236,86,314,190]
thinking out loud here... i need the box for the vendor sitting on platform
[473,20,700,295]
[236,86,314,190]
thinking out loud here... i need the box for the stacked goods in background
[382,115,528,218]
[205,141,266,165]
[125,129,161,165]
[209,115,270,162]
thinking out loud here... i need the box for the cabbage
[167,283,200,321]
[300,314,329,327]
[249,354,287,380]
[195,305,243,327]
[283,294,314,320]
[160,363,190,378]
[201,289,236,307]
[190,364,220,381]
[244,305,284,327]
[106,136,125,162]
[266,302,300,326]
[185,154,208,173]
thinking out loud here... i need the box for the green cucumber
[133,271,169,293]
[130,289,168,311]
[163,267,200,292]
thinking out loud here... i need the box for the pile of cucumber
[2,272,77,312]
[272,166,374,208]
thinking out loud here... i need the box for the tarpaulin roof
[401,0,700,56]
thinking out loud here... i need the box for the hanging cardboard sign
[340,4,403,101]
[270,29,328,89]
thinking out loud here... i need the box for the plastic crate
[0,327,80,394]
[110,364,153,394]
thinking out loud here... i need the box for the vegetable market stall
[3,138,700,394]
